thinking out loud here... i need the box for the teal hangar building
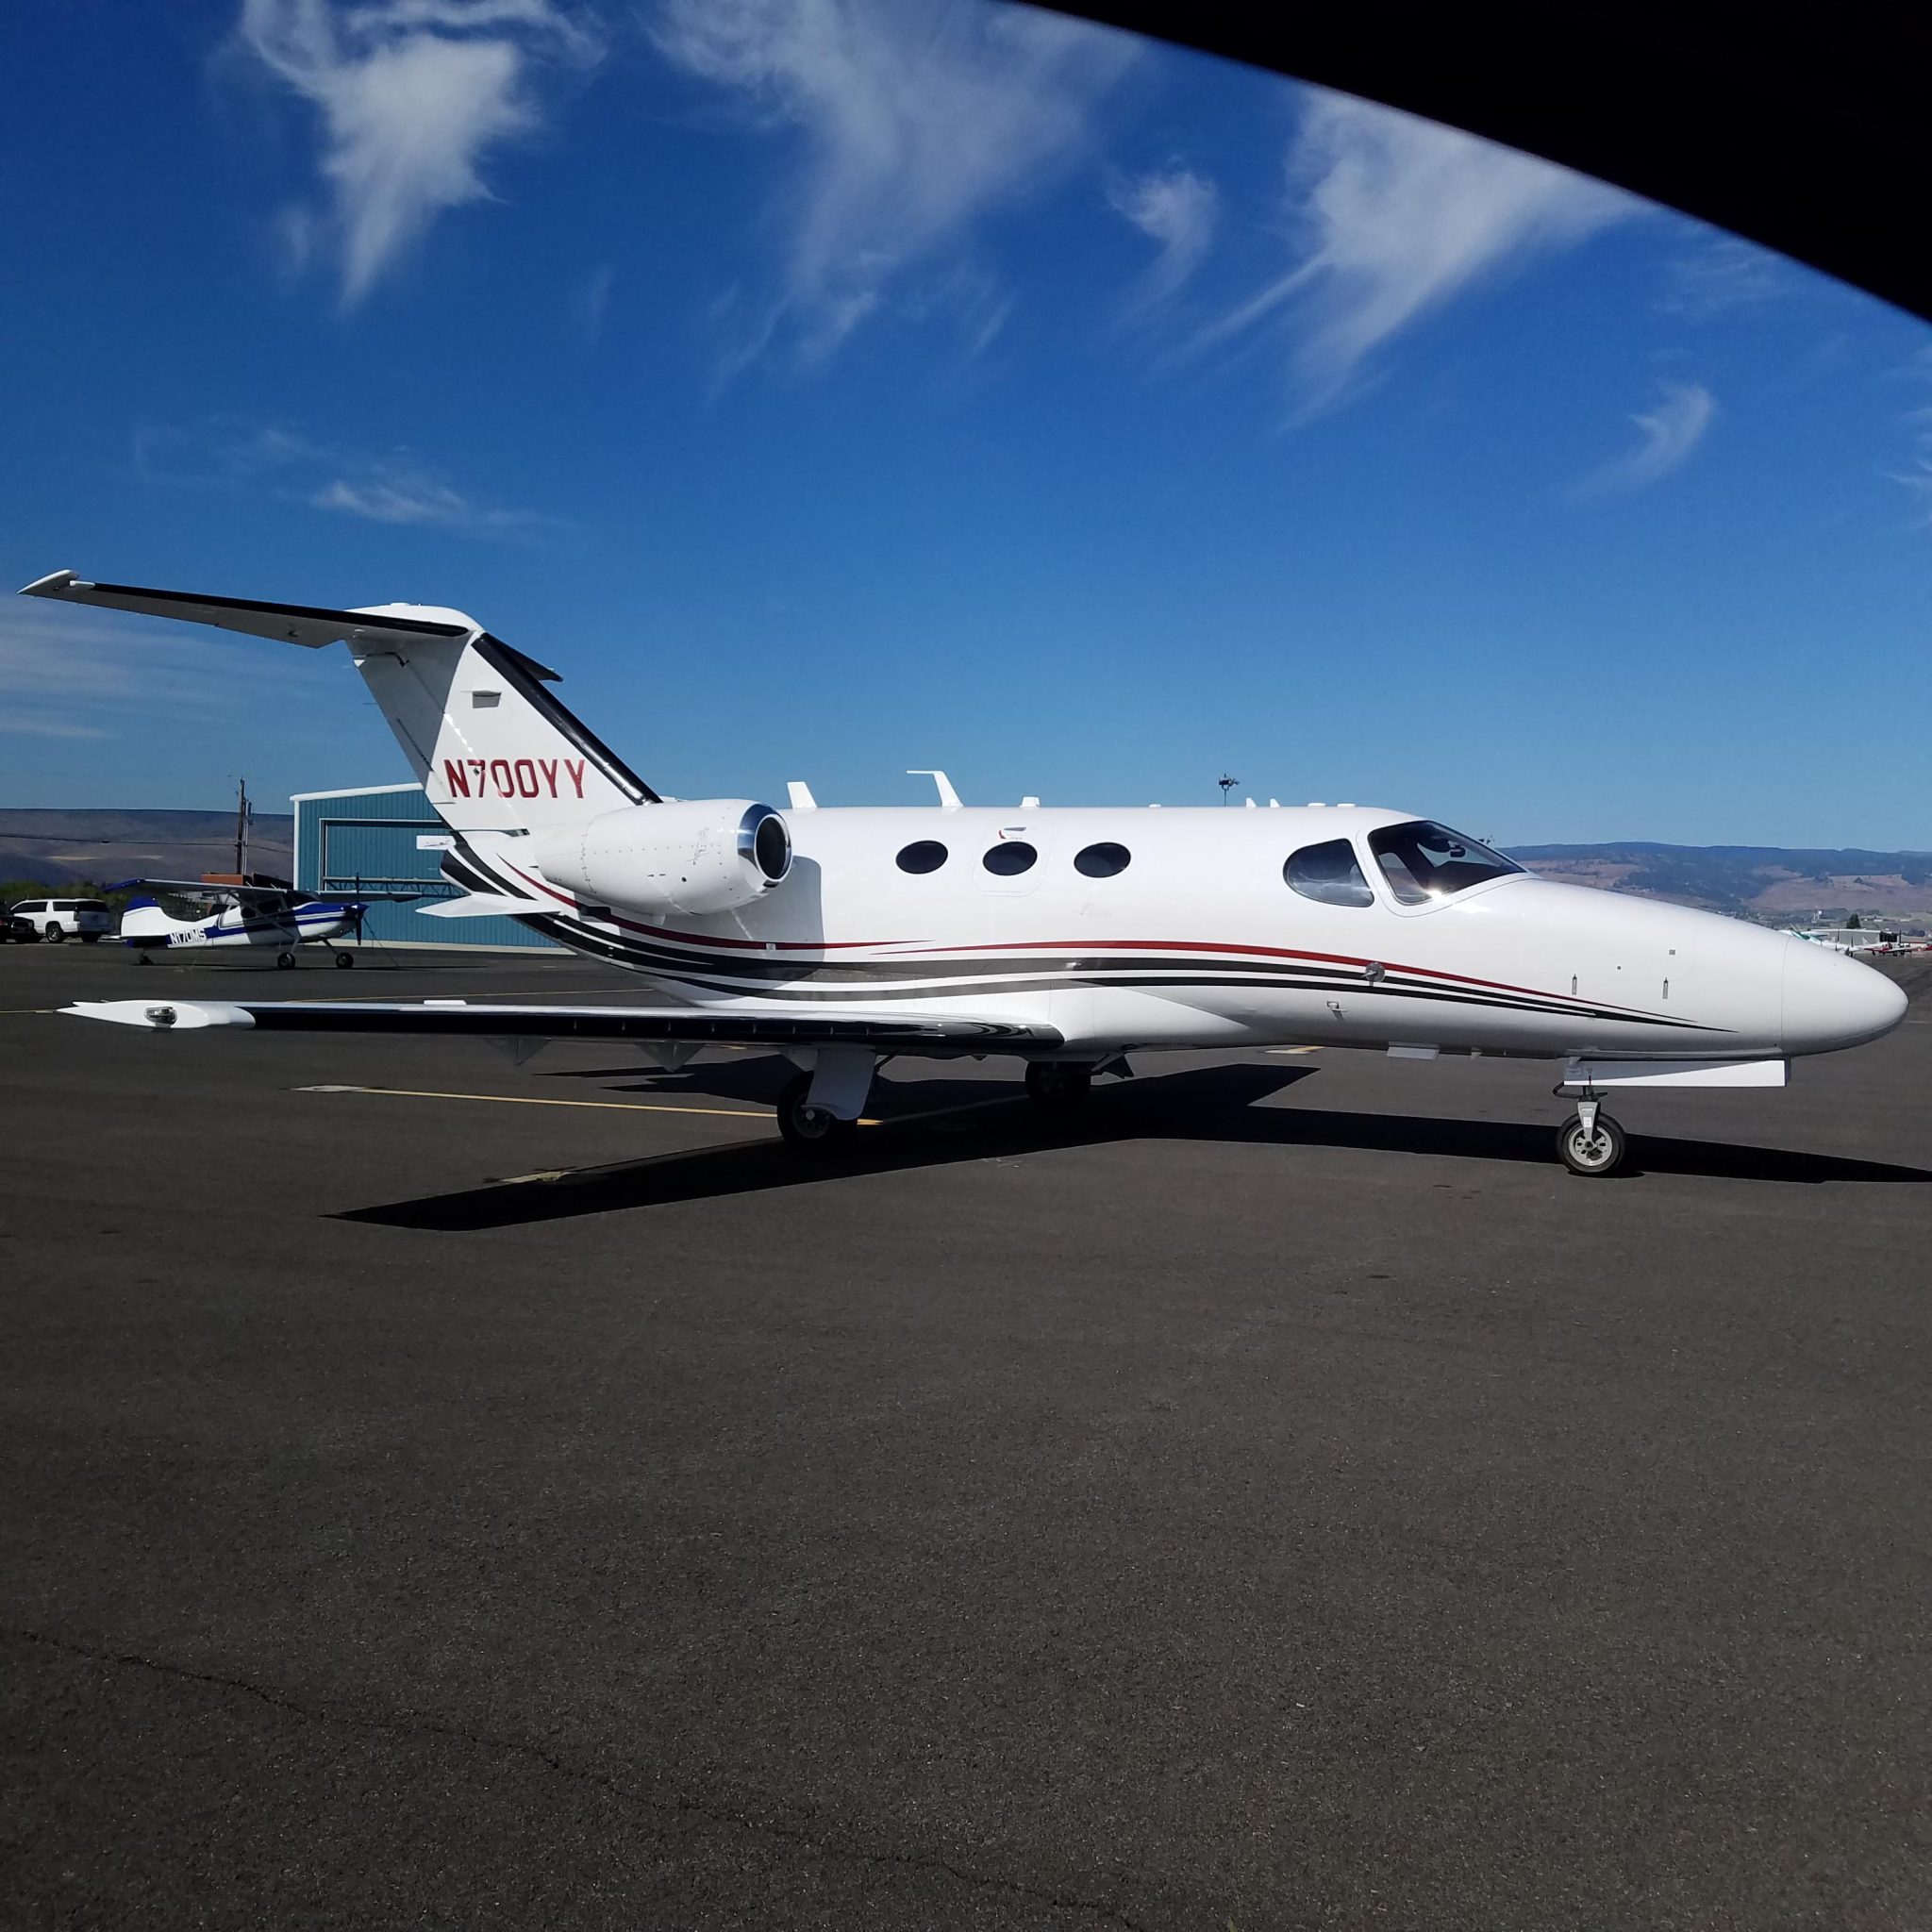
[291,783,562,953]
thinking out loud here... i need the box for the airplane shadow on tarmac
[335,1058,1932,1232]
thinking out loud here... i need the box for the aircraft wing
[108,878,295,903]
[108,879,424,905]
[60,999,1061,1051]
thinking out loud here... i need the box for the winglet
[62,1000,255,1030]
[20,569,80,598]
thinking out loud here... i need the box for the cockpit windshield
[1367,821,1523,906]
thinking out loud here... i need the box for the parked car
[7,897,113,944]
[2,904,37,943]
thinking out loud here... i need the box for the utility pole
[1218,774,1239,805]
[234,776,251,876]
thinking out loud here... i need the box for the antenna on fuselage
[908,770,962,810]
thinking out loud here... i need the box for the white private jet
[112,877,414,969]
[25,571,1907,1177]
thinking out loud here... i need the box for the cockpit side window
[1368,821,1522,905]
[1284,838,1374,908]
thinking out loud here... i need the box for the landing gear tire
[275,951,297,970]
[1557,1109,1626,1177]
[775,1072,858,1153]
[335,952,355,969]
[1025,1062,1093,1110]
[44,924,64,944]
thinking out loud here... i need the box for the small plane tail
[17,572,658,837]
[120,899,196,946]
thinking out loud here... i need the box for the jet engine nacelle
[532,799,791,918]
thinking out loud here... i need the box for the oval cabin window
[982,841,1038,876]
[1074,841,1131,878]
[1284,838,1374,908]
[896,841,948,874]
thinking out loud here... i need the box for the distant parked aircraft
[113,877,415,969]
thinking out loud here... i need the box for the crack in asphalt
[7,1627,1157,1932]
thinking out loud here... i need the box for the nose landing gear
[1557,1092,1627,1176]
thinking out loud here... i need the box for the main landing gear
[775,1071,858,1151]
[1557,1093,1627,1177]
[1025,1061,1094,1111]
[275,951,297,970]
[335,952,356,969]
[773,1054,1108,1157]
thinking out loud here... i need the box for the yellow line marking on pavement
[885,1092,1027,1125]
[293,1083,772,1120]
[1267,1046,1323,1055]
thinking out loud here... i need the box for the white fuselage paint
[447,805,1906,1065]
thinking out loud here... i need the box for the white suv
[9,897,113,944]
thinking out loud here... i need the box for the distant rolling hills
[0,809,294,891]
[1513,843,1932,924]
[3,810,1926,927]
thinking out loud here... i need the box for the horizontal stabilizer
[417,893,540,921]
[18,570,485,656]
[61,999,1062,1052]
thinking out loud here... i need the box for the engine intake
[533,800,791,919]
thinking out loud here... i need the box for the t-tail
[17,570,655,839]
[16,572,790,934]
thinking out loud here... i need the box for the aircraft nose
[1780,935,1909,1054]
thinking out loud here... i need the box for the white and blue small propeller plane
[23,569,1909,1177]
[110,877,416,970]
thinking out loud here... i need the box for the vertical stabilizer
[344,610,657,835]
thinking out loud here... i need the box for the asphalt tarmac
[3,941,1929,1929]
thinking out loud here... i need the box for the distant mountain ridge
[0,808,294,890]
[4,811,1927,924]
[1513,842,1932,923]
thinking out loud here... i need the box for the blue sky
[2,0,1928,847]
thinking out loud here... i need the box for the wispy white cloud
[1657,235,1788,321]
[573,261,615,344]
[651,0,1138,364]
[238,0,600,303]
[136,418,555,539]
[1888,350,1932,526]
[1107,164,1218,311]
[1201,90,1638,408]
[0,713,114,741]
[1578,382,1717,494]
[0,605,339,741]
